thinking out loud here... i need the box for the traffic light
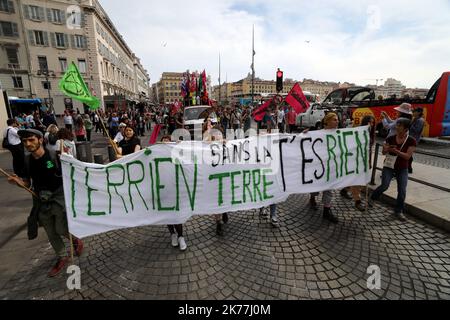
[276,69,283,92]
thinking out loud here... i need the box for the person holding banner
[7,129,84,277]
[370,118,416,221]
[203,124,229,235]
[161,135,188,251]
[309,113,340,224]
[117,126,141,158]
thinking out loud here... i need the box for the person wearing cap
[113,123,127,144]
[381,103,413,138]
[7,129,84,277]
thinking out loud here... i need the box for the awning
[8,98,42,104]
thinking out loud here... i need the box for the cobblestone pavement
[1,192,449,300]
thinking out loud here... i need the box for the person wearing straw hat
[381,103,413,138]
[7,129,84,277]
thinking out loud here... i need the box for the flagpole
[219,53,221,105]
[95,110,119,157]
[0,168,38,198]
[251,25,255,107]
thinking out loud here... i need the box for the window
[78,59,86,73]
[29,5,40,20]
[5,47,18,68]
[0,0,14,13]
[38,56,48,71]
[59,58,67,72]
[51,9,62,23]
[34,30,45,45]
[12,76,23,88]
[74,35,85,49]
[55,33,65,47]
[0,21,18,37]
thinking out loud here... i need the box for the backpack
[47,133,58,146]
[2,129,11,149]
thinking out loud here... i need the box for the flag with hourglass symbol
[59,62,100,110]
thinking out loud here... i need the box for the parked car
[184,105,211,140]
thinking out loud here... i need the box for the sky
[99,0,450,89]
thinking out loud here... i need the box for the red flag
[201,70,207,95]
[285,83,310,114]
[252,98,273,121]
[149,124,163,145]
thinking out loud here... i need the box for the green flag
[59,62,100,110]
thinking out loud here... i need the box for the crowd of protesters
[2,99,425,277]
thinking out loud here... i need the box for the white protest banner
[62,126,371,238]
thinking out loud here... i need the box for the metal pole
[251,25,255,107]
[370,143,381,185]
[219,53,221,105]
[46,72,52,113]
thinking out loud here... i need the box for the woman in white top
[57,128,77,158]
[63,111,74,131]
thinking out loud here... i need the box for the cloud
[99,0,450,89]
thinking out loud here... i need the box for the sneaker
[72,238,84,257]
[271,217,280,228]
[323,208,339,224]
[171,233,179,247]
[309,198,319,211]
[216,221,224,236]
[222,213,229,224]
[48,257,69,277]
[178,237,187,251]
[259,208,269,219]
[355,201,365,212]
[395,212,407,221]
[340,189,352,200]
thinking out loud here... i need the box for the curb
[420,137,450,147]
[368,185,450,233]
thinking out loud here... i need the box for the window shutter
[60,10,65,24]
[46,8,52,22]
[82,36,87,49]
[81,12,86,27]
[12,23,18,37]
[50,32,56,47]
[38,6,45,21]
[63,34,69,48]
[28,30,35,46]
[8,1,14,13]
[70,34,75,48]
[23,5,29,19]
[43,31,49,46]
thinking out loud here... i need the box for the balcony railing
[6,63,21,70]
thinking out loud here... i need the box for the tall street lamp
[37,69,55,114]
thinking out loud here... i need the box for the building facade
[213,74,341,105]
[0,0,32,98]
[0,0,150,115]
[153,71,212,105]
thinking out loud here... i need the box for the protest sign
[62,127,371,238]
